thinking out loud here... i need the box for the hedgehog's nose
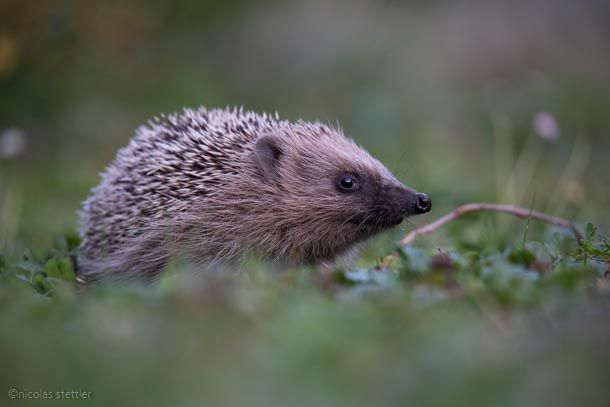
[414,193,432,214]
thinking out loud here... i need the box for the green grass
[1,223,609,407]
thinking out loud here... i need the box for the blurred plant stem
[546,134,591,216]
[493,112,519,236]
[493,112,591,236]
[493,113,515,206]
[0,179,22,255]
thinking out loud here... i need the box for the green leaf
[30,248,52,263]
[398,246,430,277]
[57,257,76,281]
[507,248,535,266]
[64,230,81,250]
[31,273,53,294]
[586,222,596,240]
[44,258,61,278]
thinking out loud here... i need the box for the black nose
[414,193,432,214]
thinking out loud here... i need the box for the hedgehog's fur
[79,107,430,280]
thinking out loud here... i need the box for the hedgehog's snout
[396,186,431,217]
[365,184,431,229]
[413,192,432,214]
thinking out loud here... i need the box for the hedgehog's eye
[337,175,360,193]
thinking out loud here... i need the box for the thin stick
[400,203,583,245]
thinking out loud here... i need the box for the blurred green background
[1,0,609,254]
[1,2,610,407]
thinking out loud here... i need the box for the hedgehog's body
[79,107,431,280]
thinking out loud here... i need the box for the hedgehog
[78,107,431,280]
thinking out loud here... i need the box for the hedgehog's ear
[254,135,283,179]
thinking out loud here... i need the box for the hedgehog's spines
[78,105,407,280]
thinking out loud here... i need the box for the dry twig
[400,203,583,245]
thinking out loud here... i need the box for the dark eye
[337,175,360,193]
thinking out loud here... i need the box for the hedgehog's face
[252,128,431,262]
[331,170,432,234]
